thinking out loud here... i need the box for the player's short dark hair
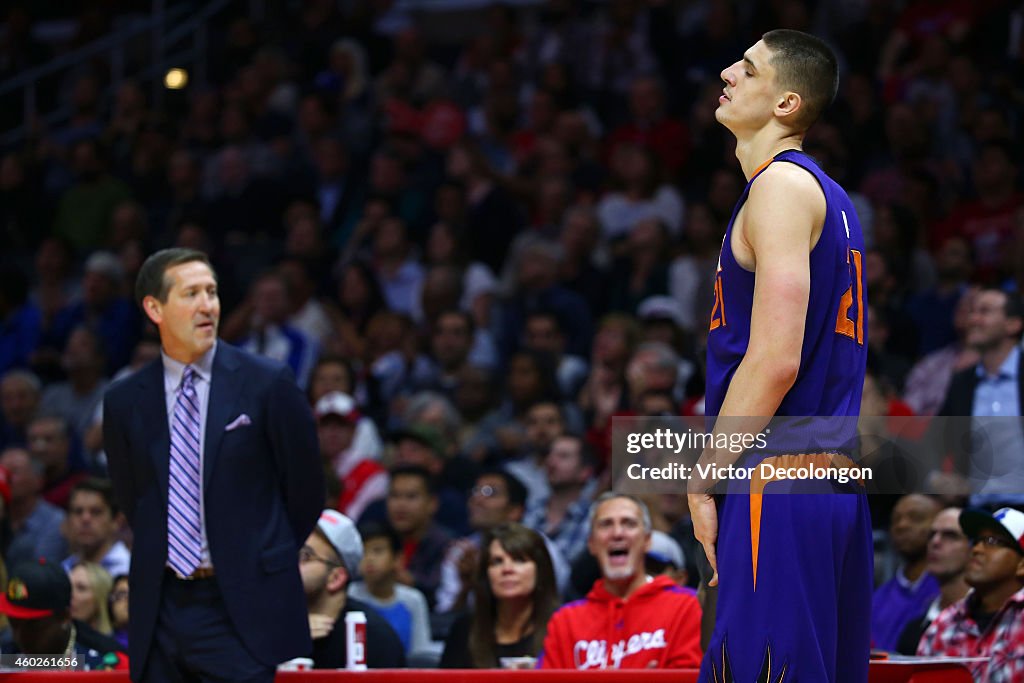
[69,477,119,517]
[389,464,438,496]
[135,248,214,307]
[761,29,838,129]
[358,520,402,555]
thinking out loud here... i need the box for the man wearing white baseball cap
[917,507,1024,683]
[299,509,406,669]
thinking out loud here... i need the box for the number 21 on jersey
[709,255,726,331]
[835,210,864,345]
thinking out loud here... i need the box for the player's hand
[688,493,719,587]
[308,613,336,639]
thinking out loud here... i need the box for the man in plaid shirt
[918,507,1024,682]
[522,434,597,564]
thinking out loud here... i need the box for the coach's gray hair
[588,492,653,535]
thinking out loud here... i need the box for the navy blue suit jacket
[103,342,324,680]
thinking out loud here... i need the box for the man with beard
[539,493,701,669]
[523,434,597,564]
[299,510,405,669]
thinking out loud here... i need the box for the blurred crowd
[1,0,1024,671]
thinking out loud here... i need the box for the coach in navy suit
[104,248,324,682]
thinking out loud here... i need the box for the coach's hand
[688,493,718,587]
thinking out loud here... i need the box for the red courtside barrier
[0,664,973,682]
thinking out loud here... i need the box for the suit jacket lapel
[140,359,171,504]
[204,343,243,489]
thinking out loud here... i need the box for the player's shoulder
[745,160,827,236]
[750,160,823,200]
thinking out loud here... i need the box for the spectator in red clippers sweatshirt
[539,492,702,669]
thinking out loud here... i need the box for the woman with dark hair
[440,523,560,668]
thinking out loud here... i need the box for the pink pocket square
[225,414,252,432]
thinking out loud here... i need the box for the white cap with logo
[316,510,364,576]
[960,507,1024,553]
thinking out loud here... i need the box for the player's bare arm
[715,161,823,416]
[688,161,826,585]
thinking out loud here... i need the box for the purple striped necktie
[168,365,203,577]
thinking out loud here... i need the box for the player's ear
[775,91,802,119]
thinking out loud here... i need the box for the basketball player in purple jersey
[687,30,872,682]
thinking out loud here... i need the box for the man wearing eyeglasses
[918,507,1024,683]
[299,510,406,669]
[895,507,971,654]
